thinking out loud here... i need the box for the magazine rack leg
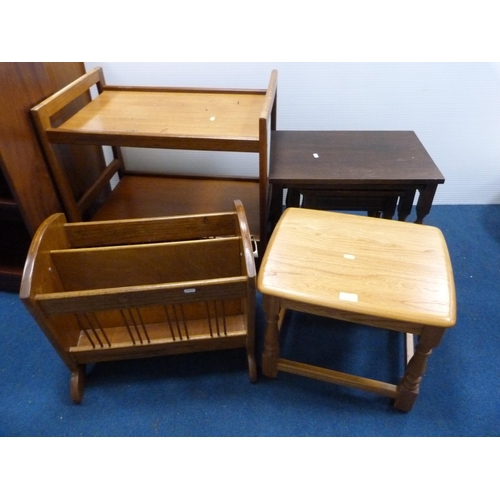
[70,365,86,404]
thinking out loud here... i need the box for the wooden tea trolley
[20,201,257,403]
[30,67,278,254]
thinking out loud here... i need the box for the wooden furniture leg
[247,350,257,382]
[246,292,258,382]
[415,184,438,224]
[261,295,281,378]
[397,188,417,221]
[70,365,86,404]
[395,326,446,411]
[381,196,398,219]
[286,188,301,208]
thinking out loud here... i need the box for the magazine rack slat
[20,200,256,403]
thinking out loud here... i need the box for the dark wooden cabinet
[0,63,89,291]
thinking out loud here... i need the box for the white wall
[85,62,500,204]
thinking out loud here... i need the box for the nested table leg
[261,294,281,378]
[394,325,447,411]
[286,188,301,208]
[398,188,417,221]
[415,184,438,224]
[381,196,398,220]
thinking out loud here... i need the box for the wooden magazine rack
[20,201,256,403]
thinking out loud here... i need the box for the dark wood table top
[269,131,444,185]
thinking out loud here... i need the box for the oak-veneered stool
[258,208,456,411]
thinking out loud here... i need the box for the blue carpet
[1,205,499,438]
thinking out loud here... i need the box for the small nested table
[258,208,456,411]
[269,131,445,226]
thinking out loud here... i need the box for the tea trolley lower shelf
[20,201,257,403]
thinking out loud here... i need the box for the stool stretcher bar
[277,359,398,398]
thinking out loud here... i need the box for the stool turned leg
[261,295,281,378]
[394,326,446,411]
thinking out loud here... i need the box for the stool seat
[258,208,456,411]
